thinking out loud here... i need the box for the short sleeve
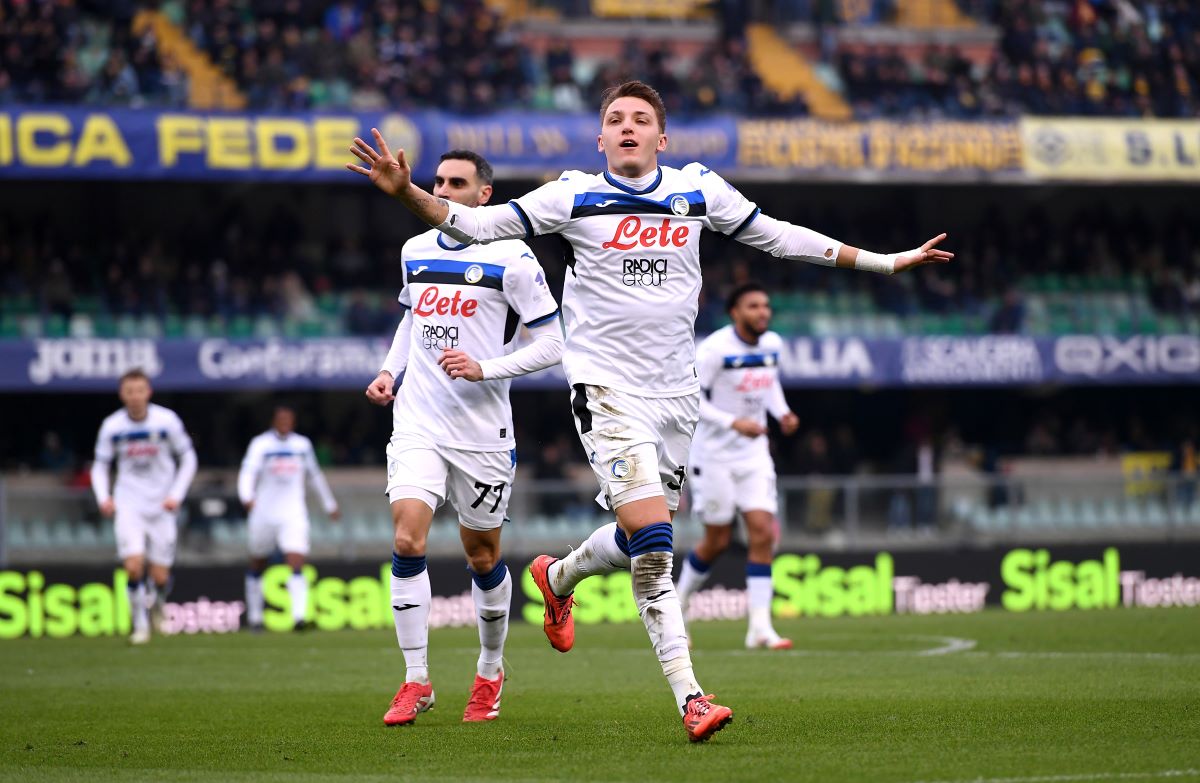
[509,174,579,239]
[94,419,114,462]
[503,245,561,327]
[686,163,759,238]
[167,413,194,456]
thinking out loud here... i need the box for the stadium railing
[2,473,1197,566]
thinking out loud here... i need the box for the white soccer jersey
[504,164,758,397]
[393,229,560,451]
[92,403,196,512]
[691,326,790,465]
[238,430,337,521]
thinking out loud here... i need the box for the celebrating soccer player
[238,406,340,632]
[677,283,799,651]
[362,150,564,725]
[348,81,952,742]
[90,368,197,645]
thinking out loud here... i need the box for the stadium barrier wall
[2,543,1197,639]
[4,335,1199,391]
[2,108,1195,183]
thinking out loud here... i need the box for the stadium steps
[745,24,851,121]
[894,0,976,28]
[132,10,246,110]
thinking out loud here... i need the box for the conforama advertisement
[2,544,1198,639]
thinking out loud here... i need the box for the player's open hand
[439,349,484,381]
[366,371,395,405]
[893,233,955,273]
[99,499,115,517]
[732,418,767,438]
[347,128,412,197]
[780,412,800,436]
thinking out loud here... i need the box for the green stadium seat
[93,314,116,337]
[115,315,139,338]
[183,315,207,339]
[253,315,279,338]
[69,313,94,337]
[0,314,21,338]
[139,315,163,338]
[18,315,42,338]
[229,316,253,338]
[163,314,184,338]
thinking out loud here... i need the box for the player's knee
[706,526,732,553]
[465,549,498,576]
[392,528,426,556]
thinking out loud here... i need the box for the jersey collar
[603,166,662,195]
[436,233,471,252]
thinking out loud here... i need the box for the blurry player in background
[238,406,339,632]
[363,150,563,725]
[677,283,799,650]
[349,81,951,741]
[91,368,197,645]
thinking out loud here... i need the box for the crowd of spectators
[838,0,1200,118]
[4,188,1199,339]
[1,0,185,106]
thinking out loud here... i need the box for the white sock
[287,571,308,624]
[663,656,703,717]
[628,522,700,715]
[549,521,630,596]
[391,569,431,684]
[747,568,775,637]
[676,551,713,610]
[128,580,148,633]
[471,563,511,680]
[245,572,264,626]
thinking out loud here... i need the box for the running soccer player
[348,81,952,741]
[677,283,799,651]
[91,368,197,645]
[238,406,340,632]
[362,150,563,726]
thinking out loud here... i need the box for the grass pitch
[1,609,1198,783]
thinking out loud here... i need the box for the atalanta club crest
[670,195,690,216]
[464,264,484,284]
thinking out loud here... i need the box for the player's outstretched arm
[735,212,953,275]
[347,129,449,226]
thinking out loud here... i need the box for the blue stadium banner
[0,107,1024,182]
[1,335,1197,392]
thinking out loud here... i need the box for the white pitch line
[909,769,1200,783]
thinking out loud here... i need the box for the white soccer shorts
[247,512,310,558]
[384,431,515,531]
[570,384,699,512]
[689,458,778,525]
[114,506,178,565]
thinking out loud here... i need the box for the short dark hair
[439,149,493,186]
[725,282,769,313]
[599,80,667,132]
[119,368,150,386]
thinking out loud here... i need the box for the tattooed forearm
[396,185,451,226]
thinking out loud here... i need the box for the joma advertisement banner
[2,543,1198,639]
[2,335,1198,392]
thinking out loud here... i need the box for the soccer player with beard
[677,283,799,651]
[348,81,953,741]
[364,150,563,726]
[91,368,197,645]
